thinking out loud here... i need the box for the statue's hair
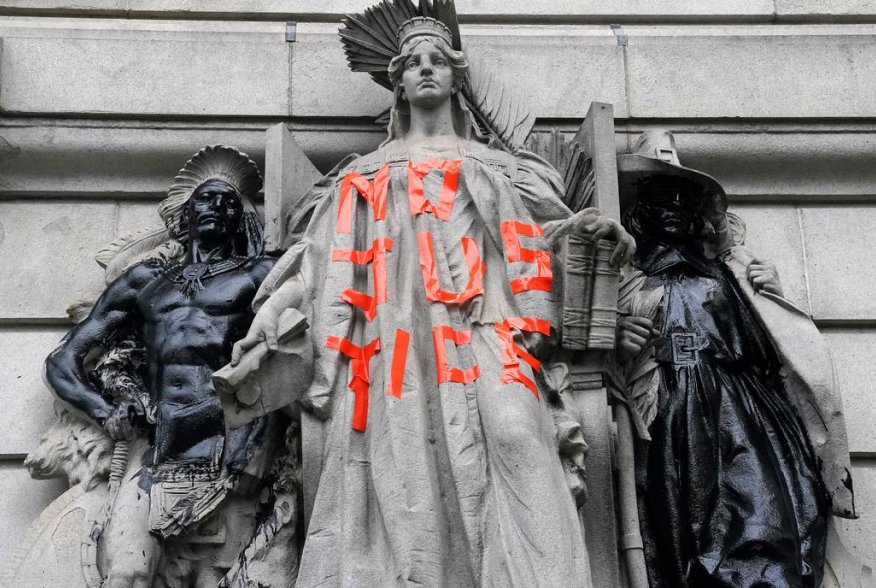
[387,36,469,92]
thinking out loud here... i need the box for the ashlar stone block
[463,26,628,119]
[290,26,391,120]
[0,200,154,320]
[823,329,876,456]
[776,0,876,21]
[0,201,115,319]
[0,327,67,457]
[0,463,66,567]
[624,26,876,119]
[0,26,289,116]
[799,205,876,321]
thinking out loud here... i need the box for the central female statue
[234,11,633,587]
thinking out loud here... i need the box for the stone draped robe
[256,137,593,587]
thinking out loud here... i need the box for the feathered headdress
[159,145,263,241]
[96,146,265,282]
[339,0,535,150]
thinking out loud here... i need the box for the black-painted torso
[46,255,274,471]
[142,257,273,467]
[635,244,828,588]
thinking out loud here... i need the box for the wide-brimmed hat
[617,130,726,215]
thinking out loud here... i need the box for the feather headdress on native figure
[97,145,264,282]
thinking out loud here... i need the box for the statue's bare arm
[45,261,162,426]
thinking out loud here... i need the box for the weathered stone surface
[115,201,166,238]
[0,200,153,320]
[0,0,780,20]
[823,329,876,456]
[838,459,876,567]
[289,27,392,120]
[799,205,876,321]
[463,27,628,119]
[0,201,116,319]
[0,327,67,456]
[291,23,628,118]
[1,196,261,319]
[0,22,289,116]
[776,0,876,20]
[730,203,810,314]
[0,463,66,567]
[624,26,876,119]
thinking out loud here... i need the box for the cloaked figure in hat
[616,131,856,587]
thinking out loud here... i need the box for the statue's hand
[617,315,654,358]
[570,208,636,267]
[747,258,783,297]
[231,303,282,366]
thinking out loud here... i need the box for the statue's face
[638,189,700,242]
[400,39,454,109]
[187,180,243,241]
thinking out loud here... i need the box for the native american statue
[220,1,634,586]
[611,130,860,588]
[5,146,300,588]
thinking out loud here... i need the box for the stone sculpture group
[9,1,864,587]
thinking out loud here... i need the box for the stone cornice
[1,1,876,25]
[3,118,876,201]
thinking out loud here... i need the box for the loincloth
[147,461,235,541]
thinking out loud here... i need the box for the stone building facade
[0,0,874,575]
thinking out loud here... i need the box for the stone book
[214,308,311,429]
